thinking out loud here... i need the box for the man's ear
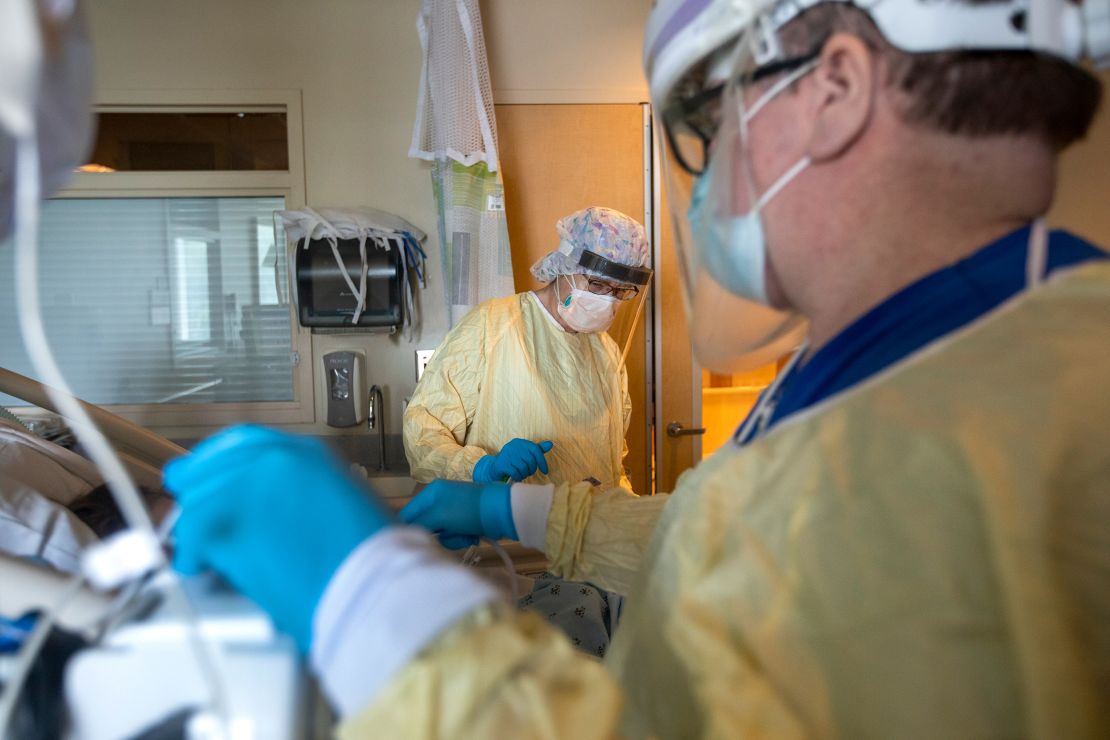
[805,32,877,162]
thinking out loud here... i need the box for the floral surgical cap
[530,206,649,284]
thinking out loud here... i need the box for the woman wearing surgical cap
[403,205,652,494]
[402,206,652,656]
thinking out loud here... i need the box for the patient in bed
[0,417,101,571]
[0,415,171,573]
[67,482,174,538]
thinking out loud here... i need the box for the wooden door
[651,160,697,494]
[496,104,652,494]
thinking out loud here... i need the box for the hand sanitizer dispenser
[323,351,366,427]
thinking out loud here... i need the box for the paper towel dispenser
[295,237,402,330]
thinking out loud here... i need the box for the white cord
[459,540,518,600]
[11,133,233,734]
[13,134,152,536]
[477,538,519,602]
[160,576,233,725]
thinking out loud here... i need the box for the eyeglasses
[585,277,640,301]
[661,51,821,176]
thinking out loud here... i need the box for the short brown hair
[779,2,1103,150]
[68,483,168,538]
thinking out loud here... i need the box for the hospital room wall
[86,0,652,442]
[1048,69,1110,241]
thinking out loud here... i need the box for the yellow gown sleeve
[338,604,623,740]
[402,308,491,483]
[544,480,671,596]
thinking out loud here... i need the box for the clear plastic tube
[483,538,519,602]
[11,133,232,734]
[13,134,153,536]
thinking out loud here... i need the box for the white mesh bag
[410,0,499,170]
[410,0,514,327]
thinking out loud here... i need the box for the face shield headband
[577,249,653,286]
[656,20,815,373]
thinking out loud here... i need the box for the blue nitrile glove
[164,425,392,653]
[399,479,515,550]
[472,438,554,483]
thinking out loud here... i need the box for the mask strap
[555,275,568,306]
[743,59,819,122]
[754,155,811,211]
[1025,218,1048,289]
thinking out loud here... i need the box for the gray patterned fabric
[518,573,623,659]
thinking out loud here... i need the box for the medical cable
[484,538,519,602]
[461,540,519,602]
[12,134,233,734]
[14,133,152,538]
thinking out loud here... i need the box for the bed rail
[0,367,185,468]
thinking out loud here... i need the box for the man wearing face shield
[403,205,651,490]
[168,0,1110,736]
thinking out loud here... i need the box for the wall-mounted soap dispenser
[323,350,366,427]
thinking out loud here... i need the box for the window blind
[0,196,294,407]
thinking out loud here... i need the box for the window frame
[48,89,313,428]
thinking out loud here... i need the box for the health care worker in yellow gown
[166,0,1110,736]
[403,206,651,492]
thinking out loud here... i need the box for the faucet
[367,384,386,471]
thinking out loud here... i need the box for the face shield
[555,248,653,366]
[657,19,815,373]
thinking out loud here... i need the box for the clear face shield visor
[559,249,653,367]
[657,23,817,373]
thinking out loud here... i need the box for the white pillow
[0,472,99,573]
[0,420,103,573]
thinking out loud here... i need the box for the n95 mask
[556,278,619,333]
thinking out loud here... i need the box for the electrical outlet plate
[416,350,435,381]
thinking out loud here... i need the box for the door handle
[667,421,706,438]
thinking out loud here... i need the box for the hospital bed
[0,366,185,486]
[0,366,314,739]
[0,366,538,738]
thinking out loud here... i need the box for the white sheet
[0,473,98,572]
[0,420,102,572]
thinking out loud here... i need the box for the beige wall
[483,0,651,103]
[86,0,652,440]
[1049,69,1110,244]
[78,1,1106,444]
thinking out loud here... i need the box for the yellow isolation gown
[354,262,1110,738]
[403,291,631,489]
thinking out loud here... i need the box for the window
[0,196,292,405]
[0,90,311,425]
[87,111,289,171]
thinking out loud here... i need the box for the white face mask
[556,276,619,333]
[686,60,816,306]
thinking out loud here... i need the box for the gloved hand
[399,479,515,550]
[472,438,554,483]
[164,425,392,653]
